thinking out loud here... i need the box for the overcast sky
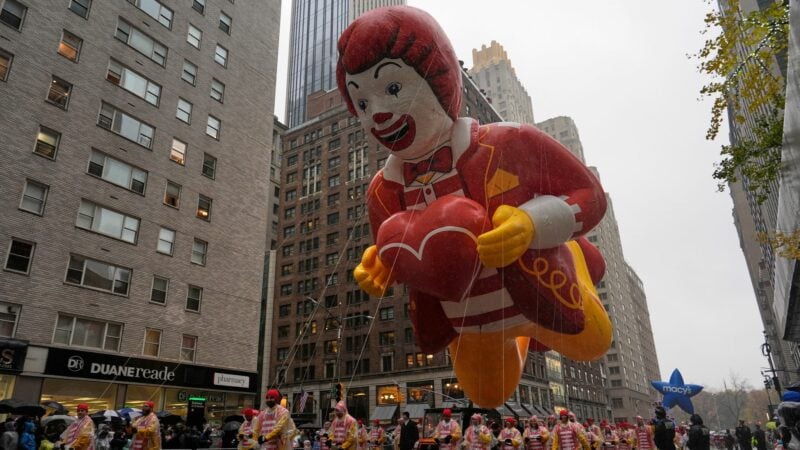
[273,0,769,391]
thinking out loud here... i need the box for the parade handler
[131,401,161,450]
[58,403,95,450]
[256,390,295,450]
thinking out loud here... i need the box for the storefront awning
[371,405,398,422]
[534,405,551,417]
[495,404,515,418]
[404,403,428,420]
[440,400,467,408]
[505,402,528,419]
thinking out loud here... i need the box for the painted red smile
[371,114,416,152]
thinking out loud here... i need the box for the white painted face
[346,58,454,161]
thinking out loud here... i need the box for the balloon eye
[386,82,402,97]
[357,100,367,111]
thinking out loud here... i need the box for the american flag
[296,388,309,413]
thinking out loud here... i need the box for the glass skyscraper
[285,0,405,127]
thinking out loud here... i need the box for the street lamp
[761,331,783,396]
[762,373,775,417]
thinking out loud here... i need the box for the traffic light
[335,383,344,402]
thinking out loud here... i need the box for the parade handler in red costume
[338,5,613,408]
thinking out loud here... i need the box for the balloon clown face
[345,59,454,160]
[337,4,461,163]
[338,5,611,409]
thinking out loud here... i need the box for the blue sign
[651,368,703,414]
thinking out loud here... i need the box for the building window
[4,239,34,274]
[115,19,167,66]
[196,195,212,220]
[129,0,172,28]
[382,353,394,372]
[609,366,620,375]
[214,44,228,67]
[611,397,624,408]
[218,11,231,34]
[20,179,48,215]
[379,331,395,346]
[88,150,147,194]
[180,335,197,361]
[34,126,60,159]
[186,23,202,48]
[191,238,207,265]
[157,227,175,255]
[202,153,217,179]
[163,181,181,208]
[1,0,26,29]
[106,60,161,106]
[0,49,12,80]
[58,30,82,62]
[277,325,289,338]
[168,138,187,165]
[191,0,204,14]
[98,102,155,149]
[76,200,140,244]
[0,303,19,337]
[176,98,192,123]
[206,115,220,139]
[150,276,168,304]
[67,0,90,19]
[143,328,161,356]
[611,379,622,388]
[181,60,198,85]
[379,307,394,321]
[276,347,288,361]
[186,285,202,312]
[65,255,131,295]
[327,212,339,225]
[210,79,225,102]
[47,76,72,109]
[54,314,121,351]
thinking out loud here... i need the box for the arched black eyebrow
[348,81,359,89]
[374,61,401,79]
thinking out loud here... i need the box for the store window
[41,378,117,412]
[407,381,434,406]
[442,378,464,399]
[346,387,368,421]
[376,385,399,405]
[125,384,163,409]
[0,375,14,401]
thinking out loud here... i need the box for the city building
[284,0,405,128]
[0,0,279,419]
[773,0,799,358]
[470,41,535,125]
[537,117,661,422]
[719,0,800,384]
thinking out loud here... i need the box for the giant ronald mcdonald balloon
[338,6,612,408]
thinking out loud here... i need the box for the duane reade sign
[213,372,250,388]
[44,347,256,392]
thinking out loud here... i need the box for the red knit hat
[442,409,452,417]
[76,404,89,411]
[266,389,281,400]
